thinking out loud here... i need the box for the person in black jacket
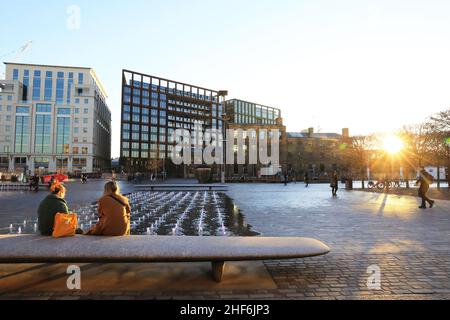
[331,171,339,197]
[417,168,435,209]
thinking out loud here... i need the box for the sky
[2,0,450,158]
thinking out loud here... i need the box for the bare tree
[429,110,450,188]
[343,135,376,189]
[400,124,433,180]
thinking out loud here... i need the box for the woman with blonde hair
[85,181,131,236]
[37,181,69,236]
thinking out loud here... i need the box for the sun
[383,135,404,155]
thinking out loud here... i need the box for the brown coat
[86,194,131,236]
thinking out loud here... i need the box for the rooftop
[287,132,342,139]
[3,62,108,98]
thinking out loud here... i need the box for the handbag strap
[109,195,127,208]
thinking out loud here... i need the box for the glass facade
[44,71,53,101]
[56,116,71,154]
[67,72,74,104]
[56,72,65,105]
[225,99,281,125]
[34,104,52,154]
[14,107,30,153]
[120,70,225,171]
[22,70,29,101]
[32,70,41,100]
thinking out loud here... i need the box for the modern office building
[120,69,227,177]
[225,99,287,178]
[225,99,282,125]
[0,63,111,175]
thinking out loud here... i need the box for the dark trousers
[332,186,338,195]
[419,188,432,207]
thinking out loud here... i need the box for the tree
[347,135,376,189]
[429,110,450,188]
[400,124,433,171]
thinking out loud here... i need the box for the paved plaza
[0,181,450,300]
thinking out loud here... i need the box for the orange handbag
[53,213,78,238]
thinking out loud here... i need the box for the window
[67,72,73,104]
[78,73,84,85]
[57,108,71,115]
[56,72,64,105]
[34,114,52,153]
[44,71,53,101]
[36,104,52,113]
[22,70,30,101]
[75,108,79,114]
[74,127,79,134]
[73,147,79,154]
[81,147,88,154]
[84,99,88,104]
[32,71,41,100]
[56,117,71,154]
[7,105,12,111]
[83,128,88,133]
[16,106,30,114]
[75,98,80,104]
[13,69,19,80]
[14,115,30,153]
[84,108,89,114]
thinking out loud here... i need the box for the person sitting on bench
[37,181,69,236]
[85,181,131,236]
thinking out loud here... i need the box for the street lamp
[217,90,228,184]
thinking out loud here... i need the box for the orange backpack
[53,213,78,238]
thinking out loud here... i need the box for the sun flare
[383,135,404,155]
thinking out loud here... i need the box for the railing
[0,183,46,192]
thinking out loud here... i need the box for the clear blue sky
[3,0,450,158]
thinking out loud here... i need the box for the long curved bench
[0,235,330,282]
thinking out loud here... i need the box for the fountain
[0,190,258,237]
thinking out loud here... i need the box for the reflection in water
[0,191,259,237]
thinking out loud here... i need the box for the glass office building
[225,99,281,125]
[0,63,111,175]
[120,70,227,176]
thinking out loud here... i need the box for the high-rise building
[120,70,227,177]
[0,63,111,175]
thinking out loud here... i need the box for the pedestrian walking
[331,171,339,197]
[304,172,310,188]
[417,168,435,209]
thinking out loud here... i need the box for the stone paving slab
[1,252,449,300]
[1,183,450,300]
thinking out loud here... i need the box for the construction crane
[0,41,33,78]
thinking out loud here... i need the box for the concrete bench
[0,235,330,282]
[135,184,229,192]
